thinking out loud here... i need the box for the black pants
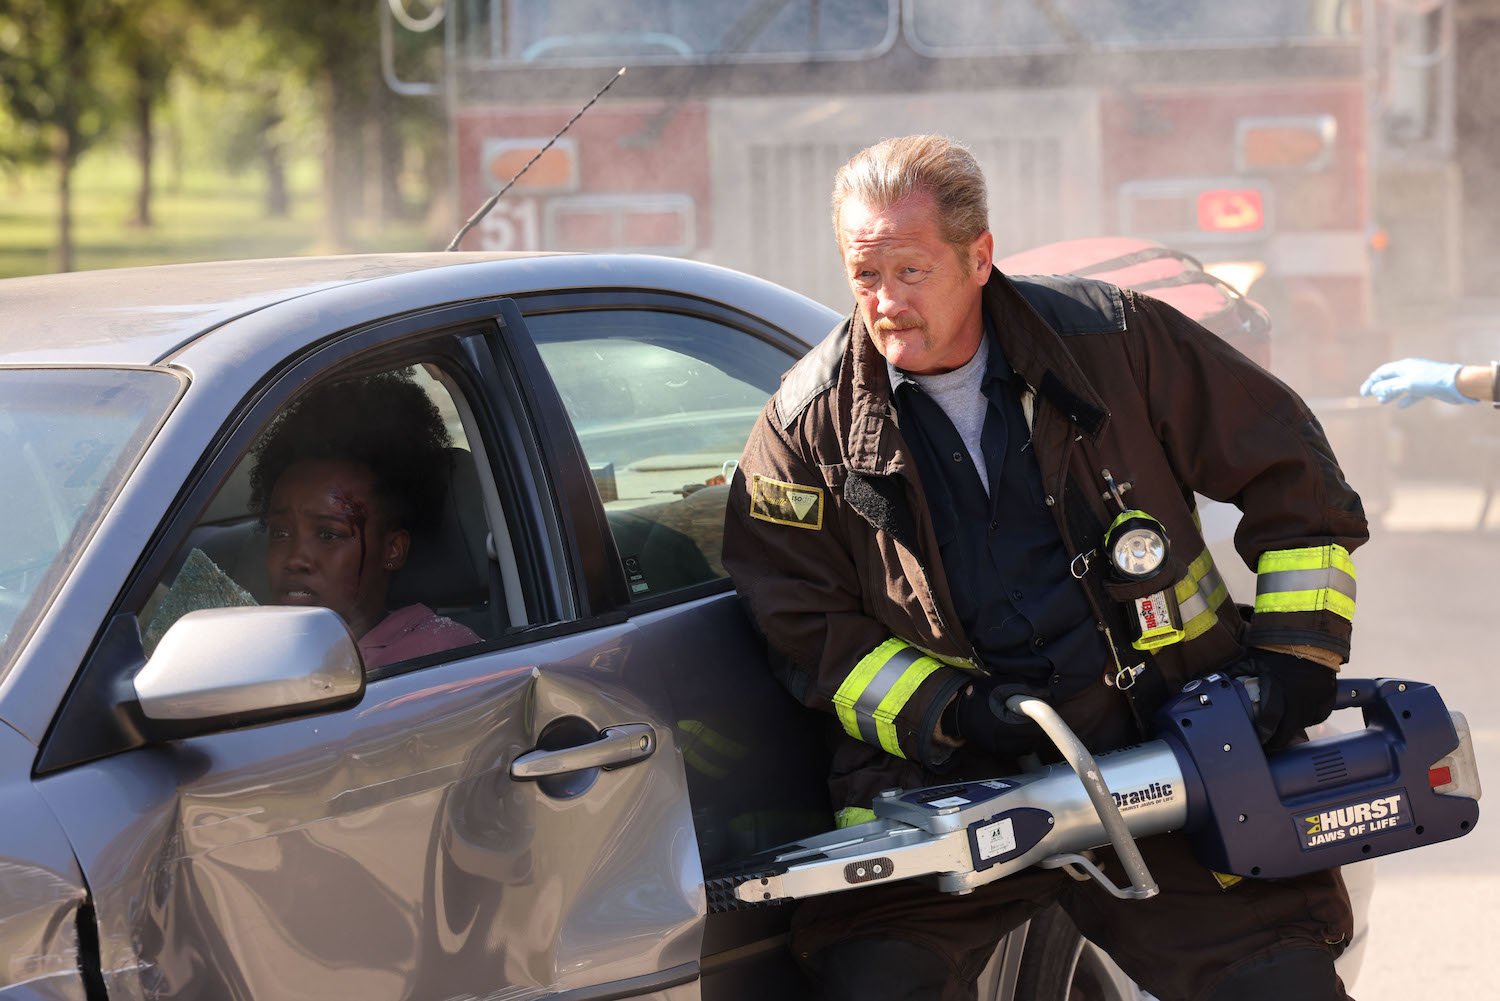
[792,831,1353,1001]
[815,932,1347,1001]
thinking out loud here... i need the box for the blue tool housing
[1156,676,1480,878]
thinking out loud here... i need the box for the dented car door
[33,610,700,1000]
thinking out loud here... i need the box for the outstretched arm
[1359,358,1495,407]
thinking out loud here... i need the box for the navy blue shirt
[891,318,1106,699]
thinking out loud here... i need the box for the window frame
[506,288,808,617]
[37,298,566,774]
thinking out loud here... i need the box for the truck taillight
[1197,189,1265,233]
[1120,179,1272,243]
[1235,115,1337,172]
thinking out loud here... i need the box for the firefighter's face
[838,191,992,375]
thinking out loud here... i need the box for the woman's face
[265,459,409,640]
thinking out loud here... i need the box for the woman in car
[249,371,481,669]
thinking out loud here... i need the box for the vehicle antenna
[445,66,627,252]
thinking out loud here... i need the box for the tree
[254,1,387,249]
[171,17,317,220]
[0,0,120,271]
[107,0,200,227]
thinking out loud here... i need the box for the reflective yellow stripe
[833,638,908,742]
[677,719,749,759]
[1257,544,1356,578]
[1255,544,1357,622]
[1173,548,1215,605]
[831,637,945,758]
[917,644,981,670]
[872,656,945,757]
[1255,588,1357,620]
[677,720,748,780]
[1182,581,1229,640]
[1171,548,1229,642]
[836,807,877,828]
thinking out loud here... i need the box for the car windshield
[0,369,180,673]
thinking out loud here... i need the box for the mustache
[873,318,926,334]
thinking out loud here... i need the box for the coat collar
[981,268,1111,438]
[842,268,1111,474]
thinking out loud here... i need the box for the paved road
[1328,486,1499,999]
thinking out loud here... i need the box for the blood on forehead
[329,484,371,581]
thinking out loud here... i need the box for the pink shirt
[358,604,482,670]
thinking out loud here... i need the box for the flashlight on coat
[1105,510,1185,651]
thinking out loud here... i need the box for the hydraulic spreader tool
[708,675,1480,910]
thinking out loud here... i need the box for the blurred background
[3,1,1498,996]
[7,1,1500,465]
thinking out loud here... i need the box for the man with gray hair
[723,135,1366,1000]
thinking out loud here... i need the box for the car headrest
[387,448,490,611]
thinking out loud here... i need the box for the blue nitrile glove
[1359,358,1475,408]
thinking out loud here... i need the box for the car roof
[0,252,837,366]
[0,254,547,365]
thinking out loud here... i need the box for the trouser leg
[817,937,960,1001]
[1204,948,1348,1001]
[790,867,1062,1001]
[1058,832,1353,1001]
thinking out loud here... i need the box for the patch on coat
[750,475,824,530]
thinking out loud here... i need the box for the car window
[527,309,792,599]
[0,368,181,675]
[905,0,1353,54]
[142,362,505,672]
[472,0,896,65]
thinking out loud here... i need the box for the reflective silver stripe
[851,646,923,747]
[1178,563,1226,623]
[1256,567,1356,601]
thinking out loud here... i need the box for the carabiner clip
[1100,624,1144,690]
[1100,468,1131,514]
[1070,549,1095,579]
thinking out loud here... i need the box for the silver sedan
[0,252,1157,1001]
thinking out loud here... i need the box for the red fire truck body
[426,0,1451,403]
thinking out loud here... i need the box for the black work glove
[950,677,1045,760]
[1225,649,1337,750]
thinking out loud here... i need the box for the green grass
[0,150,434,278]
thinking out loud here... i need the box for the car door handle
[510,723,657,780]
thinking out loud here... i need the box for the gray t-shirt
[907,336,992,494]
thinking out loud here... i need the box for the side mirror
[133,606,364,738]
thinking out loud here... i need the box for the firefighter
[722,135,1365,1001]
[1360,357,1499,407]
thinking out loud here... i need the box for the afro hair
[248,370,453,533]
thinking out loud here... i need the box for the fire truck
[385,0,1460,500]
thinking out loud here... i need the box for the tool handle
[1007,695,1160,900]
[1037,853,1149,900]
[1333,677,1382,710]
[1239,674,1379,716]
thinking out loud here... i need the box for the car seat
[387,448,500,636]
